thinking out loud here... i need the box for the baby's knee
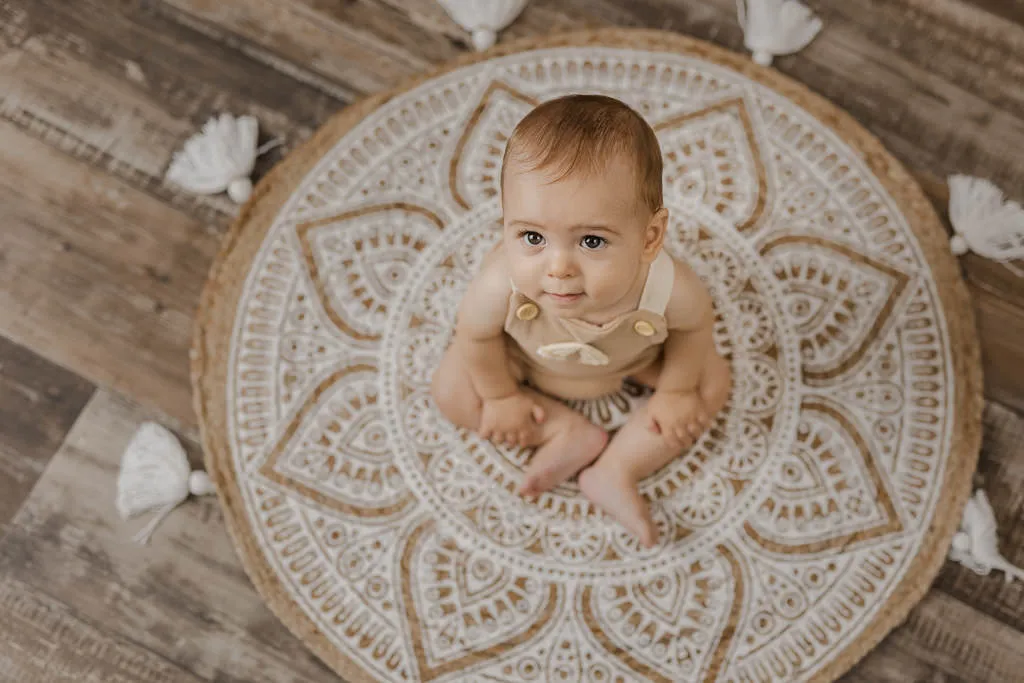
[430,365,479,427]
[430,368,458,414]
[701,355,732,412]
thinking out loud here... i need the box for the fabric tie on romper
[528,250,674,366]
[536,340,610,365]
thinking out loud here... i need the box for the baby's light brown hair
[501,94,663,214]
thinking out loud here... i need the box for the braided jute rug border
[192,28,982,683]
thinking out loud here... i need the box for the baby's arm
[457,250,517,398]
[456,247,545,444]
[646,257,716,446]
[658,257,715,394]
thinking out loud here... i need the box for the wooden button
[633,320,656,337]
[516,302,539,321]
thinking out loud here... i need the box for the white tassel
[166,113,280,204]
[536,341,610,366]
[949,489,1024,583]
[436,0,529,51]
[737,0,823,66]
[116,422,216,545]
[948,175,1024,265]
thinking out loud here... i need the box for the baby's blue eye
[581,235,607,250]
[522,231,545,247]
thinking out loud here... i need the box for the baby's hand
[647,390,709,450]
[480,392,546,447]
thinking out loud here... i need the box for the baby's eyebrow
[571,223,617,234]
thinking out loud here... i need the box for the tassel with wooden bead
[165,113,281,204]
[736,0,823,66]
[116,422,216,545]
[436,0,529,51]
[949,489,1024,583]
[948,175,1024,269]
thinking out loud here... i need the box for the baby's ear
[642,208,669,259]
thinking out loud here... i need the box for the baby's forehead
[502,163,648,227]
[503,149,639,188]
[505,138,636,170]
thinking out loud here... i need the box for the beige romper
[504,249,675,400]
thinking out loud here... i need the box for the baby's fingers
[531,404,546,424]
[648,415,662,434]
[687,422,704,440]
[667,423,680,440]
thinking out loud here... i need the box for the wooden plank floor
[1,0,1023,680]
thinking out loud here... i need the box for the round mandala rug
[193,29,982,683]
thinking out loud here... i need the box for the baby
[432,94,731,547]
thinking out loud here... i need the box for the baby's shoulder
[472,241,512,294]
[662,253,712,331]
[457,242,513,331]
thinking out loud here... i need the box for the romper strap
[637,249,675,315]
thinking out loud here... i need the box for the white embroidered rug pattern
[194,30,981,683]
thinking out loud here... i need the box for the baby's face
[502,155,662,318]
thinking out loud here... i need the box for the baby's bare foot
[519,421,607,497]
[578,465,657,548]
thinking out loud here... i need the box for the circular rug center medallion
[194,29,981,683]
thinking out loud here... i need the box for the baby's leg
[429,339,487,430]
[577,406,675,548]
[631,349,732,421]
[431,341,607,496]
[580,351,731,547]
[697,352,732,418]
[518,405,608,496]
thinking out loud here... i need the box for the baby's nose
[547,250,576,278]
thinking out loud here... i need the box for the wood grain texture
[159,0,464,95]
[0,120,214,427]
[0,336,93,528]
[0,574,203,683]
[0,0,1022,679]
[842,590,1024,683]
[965,0,1024,28]
[0,0,344,225]
[0,390,339,683]
[971,286,1024,413]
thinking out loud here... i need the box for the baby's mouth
[545,291,584,304]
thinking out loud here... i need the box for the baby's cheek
[593,261,630,296]
[508,259,533,289]
[522,262,546,294]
